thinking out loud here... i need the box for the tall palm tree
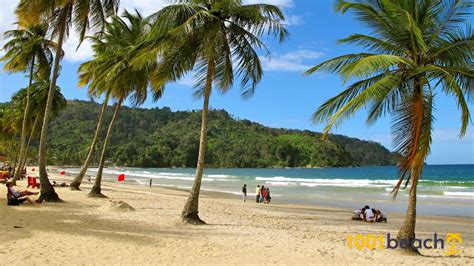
[78,11,163,197]
[15,0,119,202]
[1,23,57,183]
[69,94,109,191]
[141,0,288,224]
[306,0,473,254]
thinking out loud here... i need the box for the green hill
[44,100,399,167]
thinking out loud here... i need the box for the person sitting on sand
[364,208,375,223]
[52,181,69,187]
[374,209,387,223]
[6,182,38,205]
[351,205,369,221]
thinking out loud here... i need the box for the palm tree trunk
[37,18,66,202]
[397,181,420,255]
[12,114,39,184]
[13,57,35,183]
[397,83,424,255]
[11,145,20,181]
[181,60,215,225]
[89,99,122,198]
[70,96,109,190]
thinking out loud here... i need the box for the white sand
[0,168,472,265]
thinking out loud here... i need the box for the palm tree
[141,0,288,224]
[69,94,109,191]
[1,23,56,183]
[78,11,163,197]
[15,0,119,202]
[306,0,473,254]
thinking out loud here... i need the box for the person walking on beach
[261,186,266,203]
[242,184,247,202]
[256,185,260,203]
[265,188,271,204]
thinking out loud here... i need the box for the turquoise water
[75,165,474,218]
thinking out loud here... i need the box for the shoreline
[48,169,474,227]
[88,166,474,219]
[1,168,472,264]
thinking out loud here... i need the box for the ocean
[72,164,474,218]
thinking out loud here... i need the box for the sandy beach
[1,168,473,265]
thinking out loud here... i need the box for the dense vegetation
[44,100,398,168]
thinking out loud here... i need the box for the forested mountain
[44,100,399,167]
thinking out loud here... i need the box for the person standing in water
[242,184,247,202]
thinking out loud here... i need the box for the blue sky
[0,0,472,164]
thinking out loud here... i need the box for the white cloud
[175,72,195,87]
[0,0,18,51]
[62,34,94,62]
[285,15,303,26]
[261,49,324,72]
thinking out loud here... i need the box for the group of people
[0,165,27,182]
[0,165,14,181]
[352,205,387,223]
[241,184,272,204]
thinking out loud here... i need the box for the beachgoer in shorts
[256,185,260,203]
[265,188,271,203]
[6,182,37,205]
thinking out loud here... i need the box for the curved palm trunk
[12,58,35,183]
[37,18,66,202]
[396,85,424,255]
[181,61,215,225]
[12,114,39,184]
[70,96,109,190]
[89,99,122,198]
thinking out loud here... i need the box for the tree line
[40,100,399,168]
